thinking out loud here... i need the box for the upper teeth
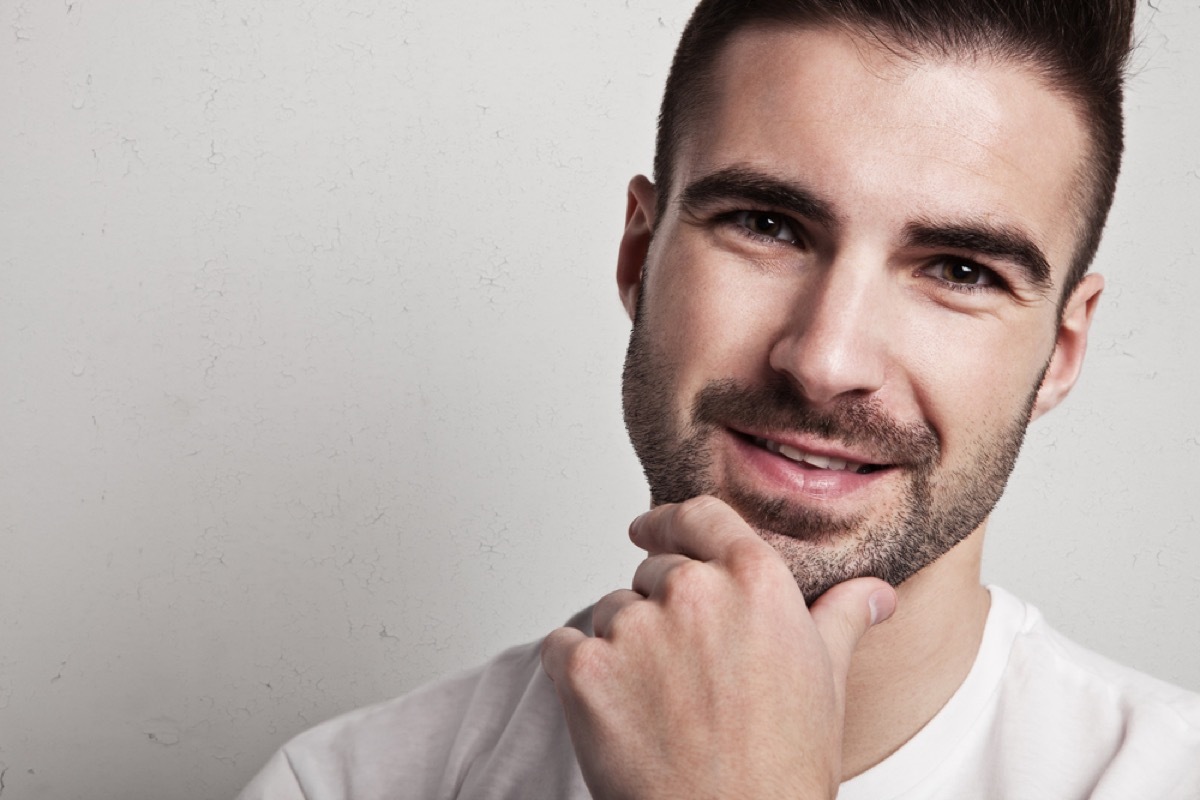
[757,437,865,473]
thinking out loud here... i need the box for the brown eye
[732,210,799,244]
[749,213,784,236]
[919,257,1004,294]
[938,260,995,286]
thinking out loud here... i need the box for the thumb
[809,577,897,685]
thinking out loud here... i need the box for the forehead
[676,24,1091,283]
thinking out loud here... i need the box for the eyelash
[921,258,1009,295]
[714,208,1012,298]
[717,209,805,247]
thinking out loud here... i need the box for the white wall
[0,2,1196,798]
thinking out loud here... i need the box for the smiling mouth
[748,435,887,475]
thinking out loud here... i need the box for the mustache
[692,379,941,466]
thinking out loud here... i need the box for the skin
[543,24,1105,798]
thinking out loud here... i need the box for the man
[240,1,1200,797]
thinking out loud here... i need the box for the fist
[541,496,897,800]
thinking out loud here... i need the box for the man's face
[619,25,1102,602]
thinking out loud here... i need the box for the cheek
[649,259,794,391]
[649,293,755,390]
[904,314,1055,449]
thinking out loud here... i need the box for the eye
[925,258,1003,291]
[730,210,800,245]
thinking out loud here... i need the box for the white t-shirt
[238,587,1200,799]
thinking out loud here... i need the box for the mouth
[745,434,888,475]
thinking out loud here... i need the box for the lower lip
[725,430,888,501]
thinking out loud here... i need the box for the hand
[541,495,897,800]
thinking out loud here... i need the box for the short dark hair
[654,0,1137,300]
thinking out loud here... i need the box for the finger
[540,625,588,685]
[591,588,643,639]
[809,577,898,693]
[630,553,692,598]
[630,495,768,563]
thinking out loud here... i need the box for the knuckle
[726,536,767,566]
[658,559,711,604]
[672,495,723,528]
[726,539,787,586]
[593,590,637,635]
[541,627,577,661]
[562,637,609,687]
[594,588,626,615]
[610,593,652,632]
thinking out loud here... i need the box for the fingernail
[868,589,897,625]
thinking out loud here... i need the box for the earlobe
[616,175,658,321]
[1031,273,1105,420]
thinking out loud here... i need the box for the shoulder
[236,608,593,800]
[844,587,1200,800]
[1003,587,1200,726]
[992,587,1200,797]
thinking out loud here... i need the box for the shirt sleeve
[236,747,308,800]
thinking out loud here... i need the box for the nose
[768,256,890,406]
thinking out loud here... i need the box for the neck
[838,525,992,780]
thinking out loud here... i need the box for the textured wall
[1,2,1197,798]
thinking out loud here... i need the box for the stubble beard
[621,312,1040,604]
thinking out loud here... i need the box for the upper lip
[727,426,891,467]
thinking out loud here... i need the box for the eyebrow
[677,166,1055,292]
[903,220,1053,291]
[677,167,838,231]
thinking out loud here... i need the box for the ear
[1031,272,1104,420]
[616,175,658,321]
